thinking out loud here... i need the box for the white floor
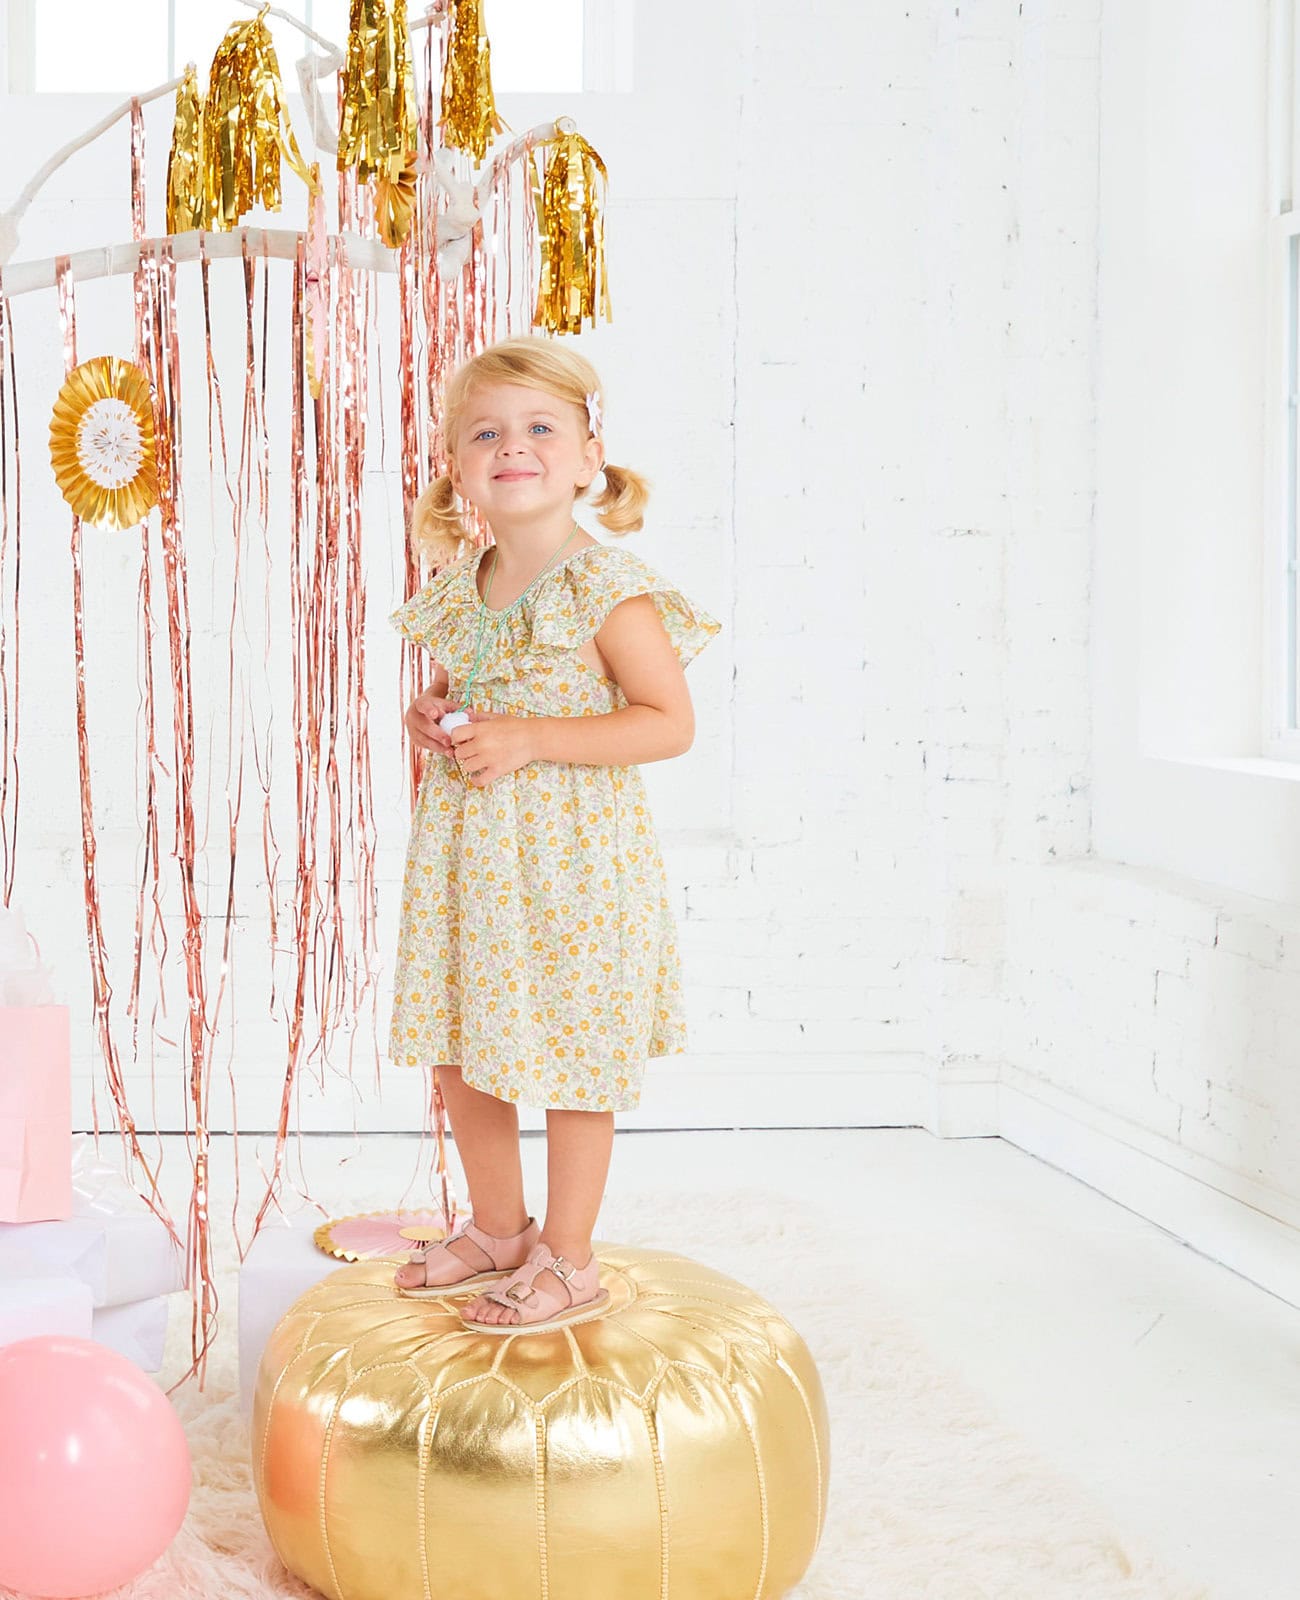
[158,1127,1299,1600]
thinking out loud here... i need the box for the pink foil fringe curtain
[28,29,554,1378]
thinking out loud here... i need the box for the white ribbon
[432,149,482,278]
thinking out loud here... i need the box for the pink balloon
[0,1335,190,1598]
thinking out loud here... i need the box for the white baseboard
[72,1054,1299,1305]
[997,1065,1300,1310]
[71,1052,1003,1136]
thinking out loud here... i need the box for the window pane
[175,2,315,91]
[35,0,168,91]
[35,0,583,95]
[485,0,584,93]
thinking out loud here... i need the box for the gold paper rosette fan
[49,356,159,529]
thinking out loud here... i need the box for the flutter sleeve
[533,545,722,669]
[388,553,475,655]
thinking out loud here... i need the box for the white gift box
[92,1295,170,1373]
[0,1141,185,1308]
[239,1212,344,1414]
[0,1274,93,1345]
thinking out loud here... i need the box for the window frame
[3,0,630,96]
[1265,0,1300,760]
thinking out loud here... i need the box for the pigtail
[410,474,472,569]
[586,461,649,535]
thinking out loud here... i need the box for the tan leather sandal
[460,1241,610,1333]
[394,1215,540,1297]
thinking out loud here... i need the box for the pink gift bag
[0,1006,72,1222]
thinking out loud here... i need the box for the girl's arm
[531,594,695,765]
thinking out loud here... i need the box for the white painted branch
[0,228,399,299]
[0,76,185,265]
[475,117,571,199]
[233,0,343,58]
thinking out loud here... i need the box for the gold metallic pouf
[252,1244,829,1600]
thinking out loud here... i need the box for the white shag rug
[2,1186,1209,1600]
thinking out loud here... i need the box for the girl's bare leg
[393,1066,529,1289]
[464,1107,614,1325]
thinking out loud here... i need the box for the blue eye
[529,423,552,435]
[472,429,498,442]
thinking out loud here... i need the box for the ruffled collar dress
[388,540,721,1112]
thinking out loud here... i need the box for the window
[13,0,590,95]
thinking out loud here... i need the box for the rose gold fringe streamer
[202,232,252,1250]
[161,246,219,1382]
[129,112,213,1379]
[340,234,380,1059]
[57,258,182,1271]
[128,130,172,1157]
[249,243,315,1240]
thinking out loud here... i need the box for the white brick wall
[3,1,1298,1271]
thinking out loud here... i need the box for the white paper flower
[585,389,603,437]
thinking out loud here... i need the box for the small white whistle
[439,710,471,732]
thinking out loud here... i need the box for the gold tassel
[165,66,207,233]
[532,126,612,336]
[440,0,502,163]
[203,7,314,231]
[338,0,419,182]
[338,0,420,247]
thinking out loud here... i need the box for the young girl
[387,335,721,1333]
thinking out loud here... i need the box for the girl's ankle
[472,1210,532,1239]
[539,1239,593,1270]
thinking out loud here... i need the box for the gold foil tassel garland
[533,124,611,334]
[165,66,206,233]
[338,0,419,181]
[202,8,314,231]
[440,0,501,162]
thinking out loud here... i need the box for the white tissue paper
[92,1296,170,1372]
[0,1136,186,1307]
[0,1275,94,1347]
[239,1210,342,1413]
[0,906,55,1006]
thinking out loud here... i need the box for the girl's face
[449,381,602,525]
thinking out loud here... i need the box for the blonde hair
[409,336,650,567]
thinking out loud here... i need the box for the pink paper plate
[314,1209,453,1263]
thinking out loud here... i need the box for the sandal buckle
[549,1256,576,1282]
[506,1283,535,1303]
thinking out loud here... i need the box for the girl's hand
[405,690,463,755]
[448,709,535,787]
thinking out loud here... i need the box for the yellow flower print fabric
[388,542,722,1112]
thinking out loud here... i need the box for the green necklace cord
[459,522,582,708]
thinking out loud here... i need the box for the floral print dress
[388,540,722,1112]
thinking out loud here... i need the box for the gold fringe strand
[532,126,611,336]
[165,66,206,234]
[440,0,501,163]
[202,8,314,231]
